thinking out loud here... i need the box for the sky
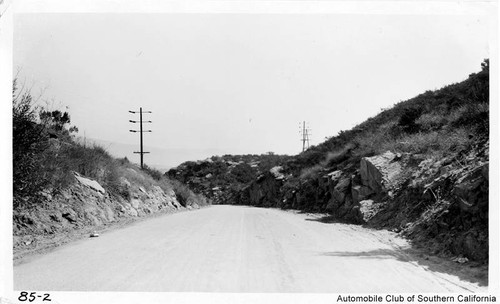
[13,12,491,168]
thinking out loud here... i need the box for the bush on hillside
[231,163,256,183]
[142,164,164,181]
[13,78,211,211]
[39,109,78,138]
[169,179,209,207]
[13,82,49,208]
[12,79,134,204]
[398,107,421,134]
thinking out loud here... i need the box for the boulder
[269,166,285,180]
[360,151,408,193]
[351,185,374,204]
[327,170,342,182]
[358,199,375,222]
[325,170,343,193]
[335,196,356,219]
[130,198,141,209]
[74,172,105,194]
[332,177,351,204]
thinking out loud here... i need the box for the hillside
[12,84,210,259]
[169,60,490,264]
[166,153,291,204]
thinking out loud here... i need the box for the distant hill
[166,153,291,204]
[83,138,227,172]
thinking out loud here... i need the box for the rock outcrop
[360,151,411,194]
[74,172,106,194]
[13,172,196,259]
[452,163,488,214]
[229,146,489,262]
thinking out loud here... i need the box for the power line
[129,107,152,169]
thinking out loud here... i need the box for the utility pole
[129,107,152,169]
[299,121,311,152]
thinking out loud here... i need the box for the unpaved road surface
[14,205,486,292]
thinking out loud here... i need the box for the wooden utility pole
[129,107,152,169]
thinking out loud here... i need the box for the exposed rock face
[452,163,488,213]
[332,176,351,205]
[243,147,488,261]
[13,172,193,257]
[241,171,284,207]
[360,151,410,194]
[374,156,490,262]
[351,185,373,204]
[168,137,489,262]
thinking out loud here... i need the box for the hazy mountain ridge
[83,138,228,171]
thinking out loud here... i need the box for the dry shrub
[169,179,209,207]
[142,164,164,181]
[299,165,323,180]
[448,102,489,135]
[379,127,474,158]
[416,112,448,131]
[353,121,397,157]
[324,142,357,165]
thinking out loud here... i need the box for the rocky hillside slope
[166,153,291,204]
[169,60,490,263]
[13,161,209,260]
[12,84,210,260]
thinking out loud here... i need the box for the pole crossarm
[299,121,311,152]
[129,107,152,169]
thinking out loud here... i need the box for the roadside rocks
[323,172,363,222]
[270,166,286,180]
[358,199,376,222]
[351,185,374,204]
[74,172,106,194]
[243,171,284,207]
[332,177,351,205]
[13,171,189,256]
[323,151,413,222]
[360,151,411,194]
[452,163,488,213]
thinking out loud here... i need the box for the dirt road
[14,205,486,292]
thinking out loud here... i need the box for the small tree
[39,109,78,139]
